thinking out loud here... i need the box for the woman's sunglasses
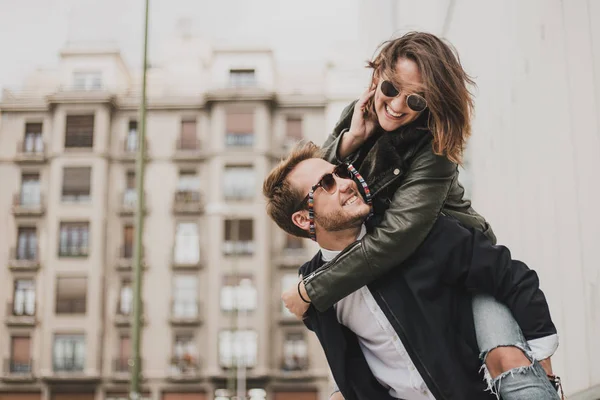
[380,80,428,112]
[295,163,353,211]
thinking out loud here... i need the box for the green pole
[131,0,149,398]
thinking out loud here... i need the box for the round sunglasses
[380,80,428,112]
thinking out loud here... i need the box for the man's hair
[263,141,323,238]
[366,31,475,165]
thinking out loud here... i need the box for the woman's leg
[472,294,559,399]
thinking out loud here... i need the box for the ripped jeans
[473,294,560,399]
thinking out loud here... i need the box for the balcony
[273,247,310,268]
[118,190,147,216]
[174,139,208,161]
[2,358,34,382]
[12,194,45,217]
[116,137,148,162]
[114,301,145,326]
[172,248,203,270]
[5,302,36,327]
[15,140,46,163]
[167,355,201,381]
[225,133,254,148]
[116,245,146,271]
[52,357,84,374]
[169,301,202,326]
[8,247,41,271]
[172,191,204,215]
[277,356,311,380]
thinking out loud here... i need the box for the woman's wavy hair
[366,31,475,164]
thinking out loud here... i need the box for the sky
[0,0,384,90]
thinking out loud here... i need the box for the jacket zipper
[374,289,449,400]
[303,241,362,284]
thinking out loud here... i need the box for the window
[118,279,132,315]
[59,222,89,257]
[55,277,87,314]
[177,171,200,192]
[115,335,131,372]
[123,171,137,207]
[281,274,298,316]
[218,330,257,368]
[16,227,37,260]
[282,332,308,371]
[229,69,256,87]
[19,173,40,206]
[171,334,198,373]
[223,219,254,255]
[284,233,304,251]
[172,275,198,318]
[10,336,31,373]
[220,275,257,311]
[65,115,94,148]
[225,111,254,147]
[122,225,134,258]
[223,165,255,200]
[126,121,138,152]
[62,167,91,202]
[284,117,303,149]
[72,71,102,90]
[179,119,198,150]
[23,123,43,153]
[13,279,35,316]
[53,334,85,372]
[215,388,266,400]
[174,222,200,264]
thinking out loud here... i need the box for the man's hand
[329,391,344,400]
[282,279,311,319]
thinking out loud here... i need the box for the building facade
[0,45,333,400]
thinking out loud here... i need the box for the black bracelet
[298,280,311,304]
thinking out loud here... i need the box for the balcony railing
[118,137,148,162]
[52,357,85,373]
[168,355,200,379]
[116,245,145,270]
[113,357,131,373]
[7,301,36,317]
[170,301,202,325]
[3,358,34,378]
[172,246,202,269]
[8,247,41,270]
[16,140,46,163]
[58,243,89,258]
[118,190,145,215]
[225,133,254,148]
[114,300,144,326]
[12,193,45,216]
[280,356,309,372]
[5,302,36,327]
[173,190,204,214]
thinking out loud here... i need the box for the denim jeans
[472,294,560,399]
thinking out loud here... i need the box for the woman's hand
[338,87,377,159]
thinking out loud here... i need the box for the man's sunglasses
[295,163,353,211]
[380,80,428,112]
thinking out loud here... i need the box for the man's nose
[335,175,353,193]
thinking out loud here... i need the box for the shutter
[65,115,94,148]
[180,120,197,149]
[52,394,94,400]
[286,117,303,140]
[273,392,318,400]
[11,336,30,363]
[226,112,254,134]
[62,167,91,195]
[0,394,42,400]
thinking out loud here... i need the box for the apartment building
[0,44,332,400]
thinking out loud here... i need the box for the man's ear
[291,210,310,233]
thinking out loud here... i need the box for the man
[263,142,561,399]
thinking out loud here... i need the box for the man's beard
[314,208,368,232]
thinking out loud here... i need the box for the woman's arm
[304,147,458,311]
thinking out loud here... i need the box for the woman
[283,32,561,399]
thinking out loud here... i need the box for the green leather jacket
[304,101,496,312]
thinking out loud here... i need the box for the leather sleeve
[304,146,458,311]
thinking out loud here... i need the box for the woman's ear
[291,210,310,233]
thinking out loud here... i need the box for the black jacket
[300,215,557,400]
